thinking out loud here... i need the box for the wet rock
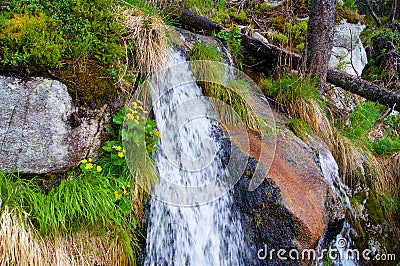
[227,109,336,265]
[0,76,110,174]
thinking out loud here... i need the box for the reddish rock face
[229,113,329,249]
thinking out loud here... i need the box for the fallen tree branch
[174,7,400,112]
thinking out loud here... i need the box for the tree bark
[173,7,400,112]
[327,69,400,111]
[305,0,336,91]
[389,0,398,27]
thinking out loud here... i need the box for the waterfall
[143,50,245,265]
[318,147,358,266]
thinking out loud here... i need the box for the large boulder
[329,20,367,77]
[327,21,368,121]
[0,76,110,174]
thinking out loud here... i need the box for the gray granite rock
[0,76,109,173]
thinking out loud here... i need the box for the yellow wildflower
[118,152,124,158]
[126,113,134,120]
[81,159,88,163]
[137,100,143,105]
[88,158,92,163]
[122,185,127,195]
[112,146,122,151]
[114,191,120,200]
[154,129,161,138]
[85,163,93,170]
[97,165,102,172]
[134,120,140,125]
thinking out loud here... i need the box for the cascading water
[318,147,358,266]
[143,50,245,265]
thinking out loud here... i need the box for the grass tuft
[115,6,170,75]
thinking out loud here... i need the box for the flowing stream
[319,147,358,266]
[144,50,244,265]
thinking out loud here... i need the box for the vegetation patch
[189,41,259,130]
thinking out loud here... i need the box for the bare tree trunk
[366,0,382,26]
[327,69,400,111]
[389,0,398,27]
[305,0,336,92]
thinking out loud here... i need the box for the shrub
[0,12,64,70]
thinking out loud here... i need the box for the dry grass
[0,206,126,266]
[115,6,169,76]
[0,206,44,266]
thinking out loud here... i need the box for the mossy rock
[55,63,118,106]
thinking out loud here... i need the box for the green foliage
[258,3,277,11]
[254,216,263,227]
[180,0,227,23]
[190,41,223,62]
[189,42,259,130]
[0,0,125,72]
[229,9,247,24]
[361,26,400,50]
[0,12,64,70]
[380,192,400,214]
[215,25,243,65]
[342,102,383,140]
[0,170,139,261]
[336,60,352,71]
[287,118,311,140]
[260,75,320,104]
[98,105,159,185]
[285,20,308,43]
[269,32,289,45]
[267,19,307,52]
[342,102,400,156]
[0,171,121,233]
[343,0,358,11]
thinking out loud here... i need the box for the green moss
[287,118,310,140]
[190,41,223,62]
[0,0,125,73]
[259,3,277,11]
[56,63,118,105]
[0,12,64,71]
[366,191,385,224]
[229,9,248,24]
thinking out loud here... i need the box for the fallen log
[175,7,400,112]
[327,69,400,111]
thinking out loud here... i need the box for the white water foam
[144,50,244,266]
[318,147,358,266]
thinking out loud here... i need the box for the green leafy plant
[0,12,64,70]
[254,216,263,227]
[215,25,243,65]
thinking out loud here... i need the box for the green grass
[189,41,259,130]
[341,101,400,156]
[0,171,122,234]
[0,170,139,262]
[287,118,311,140]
